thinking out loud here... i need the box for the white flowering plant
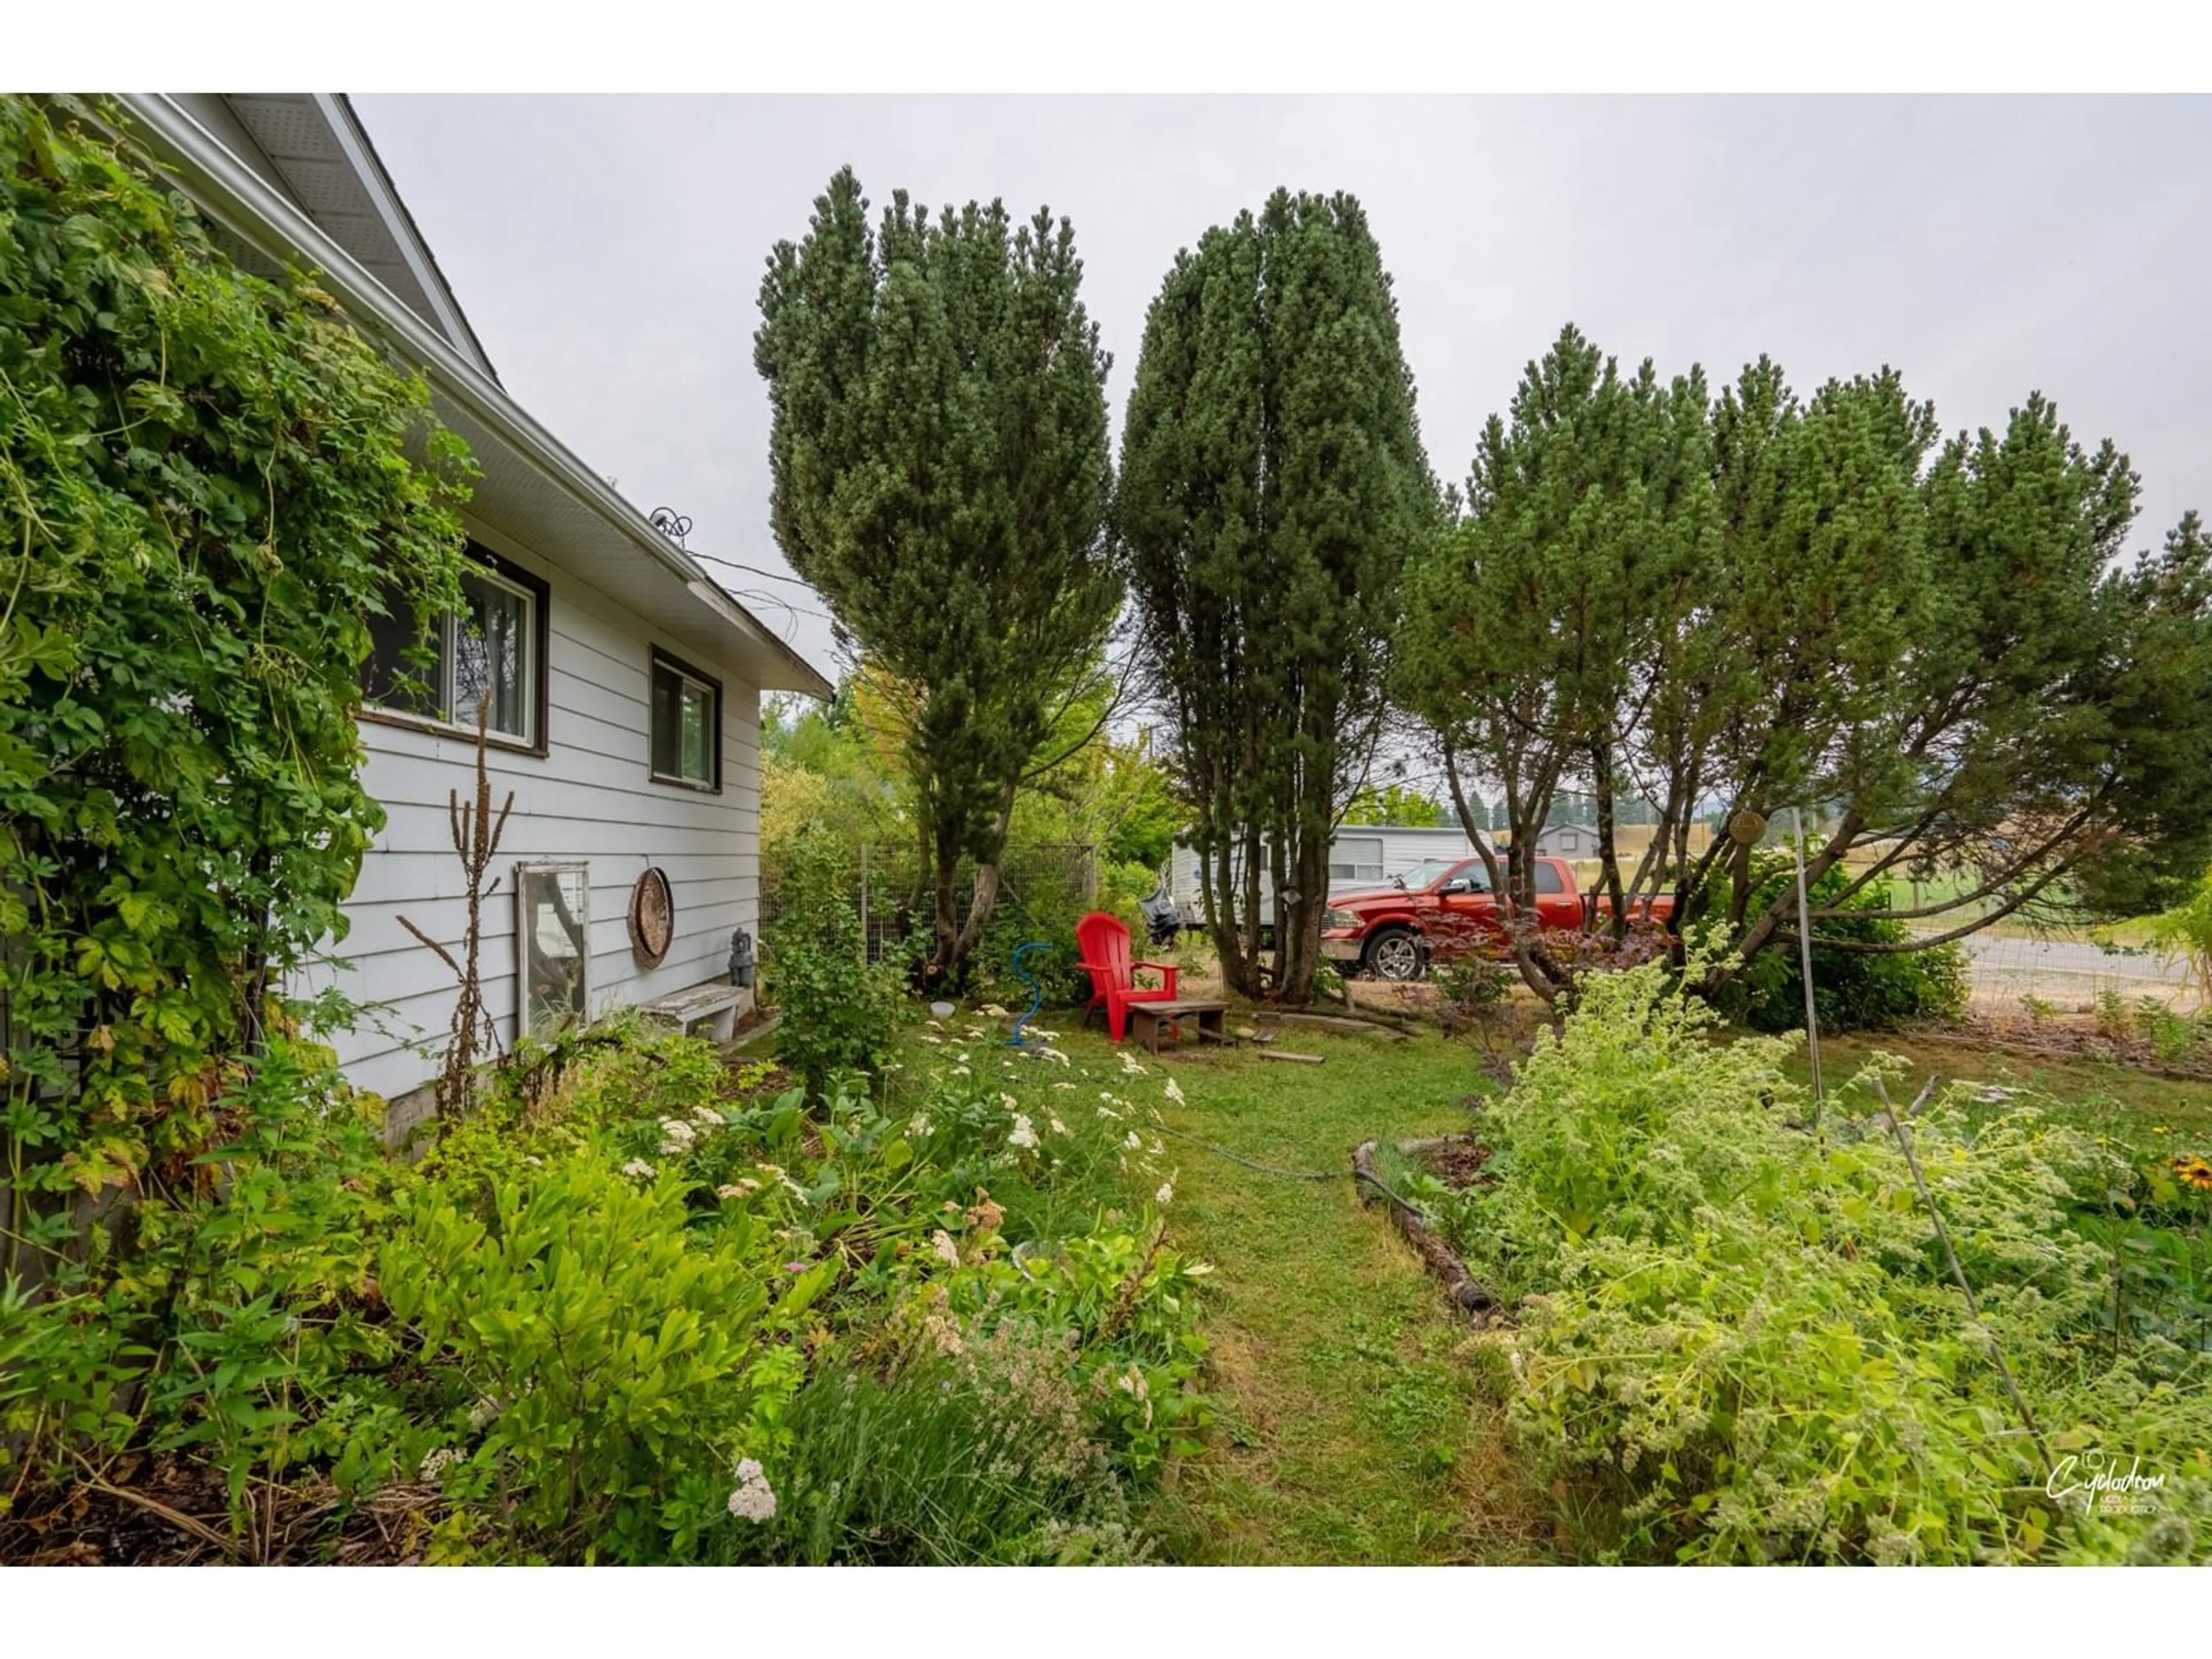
[1452,960,2212,1565]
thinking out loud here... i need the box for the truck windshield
[1397,858,1473,890]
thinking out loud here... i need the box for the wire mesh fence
[1560,849,2206,1018]
[760,840,1099,964]
[1936,927,2201,1016]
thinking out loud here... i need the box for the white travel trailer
[1160,824,1478,930]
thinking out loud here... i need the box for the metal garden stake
[1791,805,1824,1126]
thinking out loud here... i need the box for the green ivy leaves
[0,95,474,1228]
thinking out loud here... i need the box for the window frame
[514,860,591,1040]
[359,543,551,759]
[647,645,723,794]
[1327,834,1386,884]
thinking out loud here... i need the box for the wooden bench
[1124,998,1229,1055]
[641,981,746,1044]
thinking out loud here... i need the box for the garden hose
[1146,1118,1437,1219]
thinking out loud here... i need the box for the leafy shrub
[1,1035,413,1522]
[4,1005,1209,1564]
[0,1279,147,1492]
[969,907,1090,1010]
[2096,987,2134,1042]
[763,824,901,1095]
[2132,997,2206,1066]
[377,1154,824,1565]
[2143,860,2212,1003]
[1460,961,2212,1564]
[4,999,1212,1575]
[1712,860,1968,1033]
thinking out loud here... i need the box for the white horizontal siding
[1373,827,1477,875]
[1166,824,1478,916]
[295,525,764,1101]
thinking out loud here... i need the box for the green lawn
[1800,1027,2212,1149]
[1876,869,2164,948]
[1033,1022,1552,1564]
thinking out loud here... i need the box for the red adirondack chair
[1074,910,1180,1043]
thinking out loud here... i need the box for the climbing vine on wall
[0,95,473,1234]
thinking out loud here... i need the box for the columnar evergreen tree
[755,169,1120,984]
[1400,323,2212,1001]
[1123,190,1437,1001]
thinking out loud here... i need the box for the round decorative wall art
[628,866,675,968]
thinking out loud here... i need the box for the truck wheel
[1363,926,1426,982]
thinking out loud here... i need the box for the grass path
[1056,1026,1554,1564]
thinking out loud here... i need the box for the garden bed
[1395,963,2212,1565]
[0,1013,1213,1566]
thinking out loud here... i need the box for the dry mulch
[1418,1135,1493,1188]
[1922,1012,2212,1083]
[0,1456,442,1566]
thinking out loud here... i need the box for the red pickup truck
[1320,855,1672,981]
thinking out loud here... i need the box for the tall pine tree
[1123,191,1437,1001]
[755,169,1120,983]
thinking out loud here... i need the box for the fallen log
[1352,1138,1499,1320]
[1258,1050,1324,1065]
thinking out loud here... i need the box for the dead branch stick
[396,692,513,1126]
[1277,1011,1411,1040]
[78,1476,240,1560]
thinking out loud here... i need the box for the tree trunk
[930,790,1016,987]
[1268,830,1292,999]
[1214,823,1268,999]
[1274,819,1330,1004]
[1444,740,1556,1002]
[1591,741,1628,944]
[951,859,1003,969]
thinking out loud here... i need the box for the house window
[517,862,590,1038]
[363,547,547,750]
[649,648,721,790]
[1328,835,1385,883]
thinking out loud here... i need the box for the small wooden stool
[1124,998,1229,1055]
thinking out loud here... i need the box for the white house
[116,94,833,1121]
[1532,822,1601,858]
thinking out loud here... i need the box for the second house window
[649,648,721,790]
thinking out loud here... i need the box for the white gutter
[109,92,834,701]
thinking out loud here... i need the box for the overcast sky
[358,95,2212,688]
